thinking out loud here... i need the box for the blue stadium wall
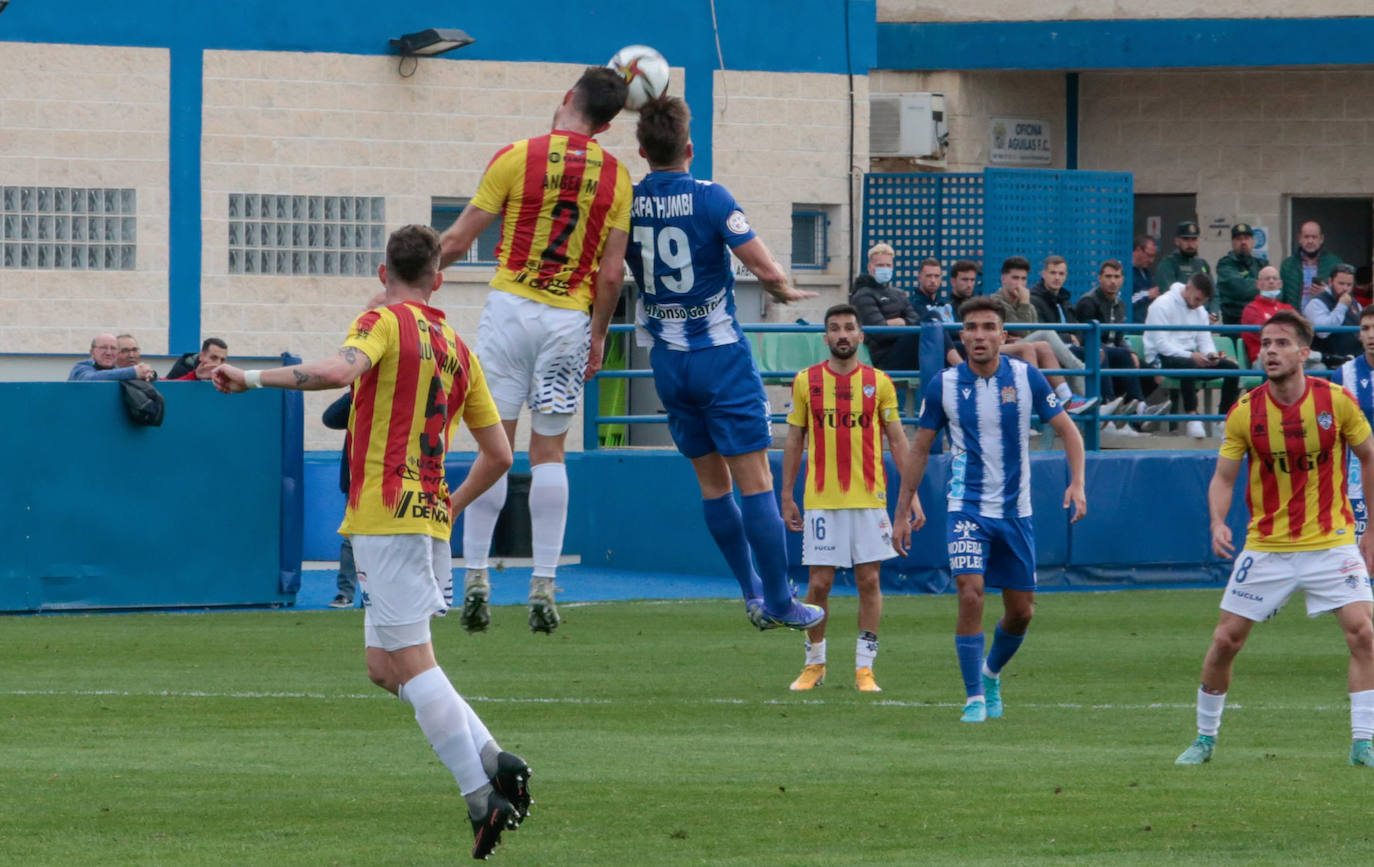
[0,0,878,350]
[303,449,1249,591]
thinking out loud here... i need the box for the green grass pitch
[3,589,1373,865]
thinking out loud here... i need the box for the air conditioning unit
[869,92,947,160]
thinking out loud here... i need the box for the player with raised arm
[1330,304,1374,539]
[780,304,908,690]
[628,95,823,630]
[1175,311,1374,767]
[893,295,1087,722]
[212,226,531,860]
[438,67,632,635]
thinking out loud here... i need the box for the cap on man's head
[1231,222,1254,238]
[1176,221,1200,238]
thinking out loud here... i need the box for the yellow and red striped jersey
[1220,377,1372,552]
[471,130,632,313]
[338,302,500,540]
[787,362,901,510]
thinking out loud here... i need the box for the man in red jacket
[1239,266,1293,363]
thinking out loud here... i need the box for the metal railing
[583,320,1360,451]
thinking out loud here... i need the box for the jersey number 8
[633,225,695,294]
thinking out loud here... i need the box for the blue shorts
[1354,497,1367,538]
[946,511,1037,591]
[650,341,771,460]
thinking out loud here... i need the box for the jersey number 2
[633,225,695,294]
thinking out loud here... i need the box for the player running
[781,304,908,691]
[439,67,632,635]
[212,226,532,859]
[628,95,823,630]
[1330,304,1374,539]
[894,296,1087,722]
[1176,310,1374,767]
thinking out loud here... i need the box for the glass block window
[791,208,830,270]
[1,186,137,271]
[431,197,500,265]
[228,194,386,276]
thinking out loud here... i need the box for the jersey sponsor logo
[1001,386,1017,404]
[1318,411,1334,430]
[1046,394,1059,408]
[953,518,978,540]
[949,554,984,572]
[643,291,726,321]
[863,384,876,398]
[726,210,750,234]
[812,408,874,429]
[1342,557,1365,575]
[1229,588,1264,603]
[1260,450,1331,473]
[948,540,983,555]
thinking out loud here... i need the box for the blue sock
[955,634,986,699]
[701,494,764,601]
[739,491,793,612]
[985,621,1026,676]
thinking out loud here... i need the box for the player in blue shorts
[628,96,823,630]
[894,295,1087,722]
[1331,304,1374,539]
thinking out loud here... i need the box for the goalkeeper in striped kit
[781,304,908,691]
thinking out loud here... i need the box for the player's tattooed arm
[267,346,372,390]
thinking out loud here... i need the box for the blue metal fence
[583,321,1359,452]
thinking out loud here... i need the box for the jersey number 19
[633,225,695,295]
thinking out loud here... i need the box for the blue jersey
[628,171,757,351]
[917,358,1063,519]
[1333,355,1374,499]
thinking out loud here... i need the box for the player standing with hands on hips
[894,296,1087,723]
[439,67,633,635]
[781,304,908,691]
[212,226,533,860]
[1176,311,1374,767]
[628,95,824,630]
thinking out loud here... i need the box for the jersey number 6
[633,225,695,294]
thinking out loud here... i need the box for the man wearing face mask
[1157,221,1215,319]
[1216,224,1267,325]
[1304,263,1362,362]
[1239,266,1294,363]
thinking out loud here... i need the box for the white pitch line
[0,688,1350,712]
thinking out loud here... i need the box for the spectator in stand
[68,333,155,382]
[1354,265,1373,308]
[169,338,228,381]
[1157,221,1216,320]
[1281,220,1344,308]
[1131,234,1160,323]
[911,257,953,323]
[1239,266,1293,363]
[1304,262,1362,362]
[990,256,1096,414]
[851,243,958,371]
[1074,259,1169,435]
[115,334,142,368]
[1216,223,1267,325]
[1144,274,1239,439]
[1029,256,1077,342]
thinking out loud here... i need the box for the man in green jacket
[1280,220,1344,308]
[1216,223,1267,324]
[1157,221,1214,317]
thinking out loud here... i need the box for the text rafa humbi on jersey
[631,193,694,219]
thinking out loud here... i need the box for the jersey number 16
[633,225,695,295]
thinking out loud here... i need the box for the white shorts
[801,508,896,568]
[476,290,590,432]
[1220,545,1373,622]
[352,534,453,650]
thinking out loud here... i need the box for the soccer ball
[607,45,670,110]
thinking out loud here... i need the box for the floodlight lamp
[389,28,474,58]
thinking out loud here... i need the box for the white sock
[1055,382,1073,401]
[805,638,826,665]
[461,473,507,570]
[456,693,498,768]
[1197,687,1226,737]
[1351,689,1374,741]
[981,660,999,680]
[402,667,489,795]
[856,632,878,669]
[529,462,569,579]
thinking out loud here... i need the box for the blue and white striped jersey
[917,357,1064,519]
[1333,355,1374,499]
[628,171,756,351]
